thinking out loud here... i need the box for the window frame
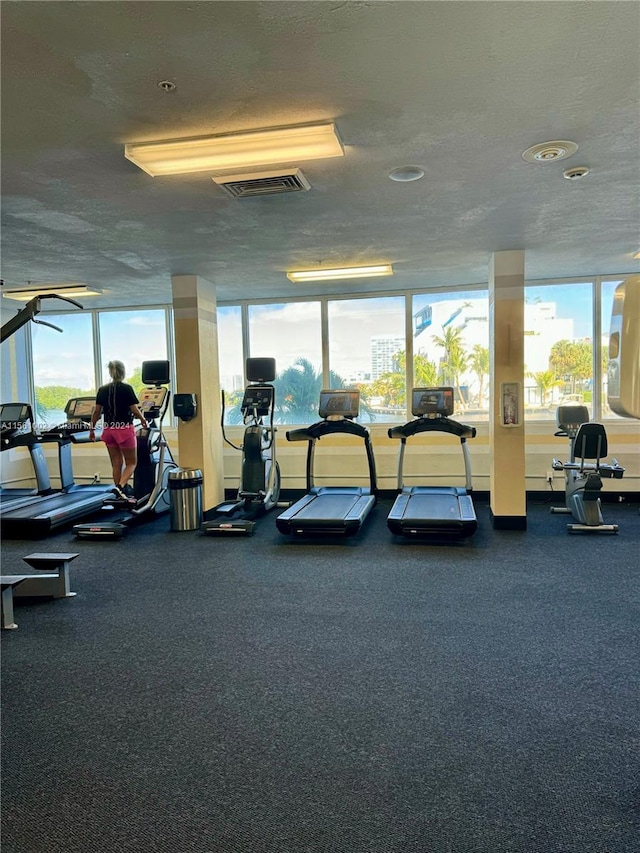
[9,275,635,427]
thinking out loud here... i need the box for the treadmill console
[412,387,454,418]
[241,385,274,417]
[1,403,32,440]
[65,397,96,423]
[319,390,360,420]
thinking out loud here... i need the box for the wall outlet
[546,470,554,484]
[93,472,101,483]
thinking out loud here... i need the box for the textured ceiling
[1,1,639,310]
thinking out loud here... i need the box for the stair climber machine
[202,357,280,535]
[73,360,178,539]
[550,405,624,534]
[386,387,478,539]
[276,389,377,537]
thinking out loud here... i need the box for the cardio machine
[386,387,477,539]
[0,400,115,537]
[73,360,177,539]
[201,357,280,535]
[550,405,624,534]
[0,402,55,509]
[276,389,377,537]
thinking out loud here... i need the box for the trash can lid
[168,468,203,480]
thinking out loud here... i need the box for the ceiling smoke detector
[522,140,578,163]
[563,166,590,180]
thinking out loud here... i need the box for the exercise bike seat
[568,423,624,478]
[573,421,608,462]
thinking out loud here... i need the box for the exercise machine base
[73,521,127,539]
[201,519,256,535]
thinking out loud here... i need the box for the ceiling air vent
[212,168,311,199]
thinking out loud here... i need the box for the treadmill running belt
[402,492,464,522]
[388,487,477,537]
[293,493,365,521]
[277,488,376,535]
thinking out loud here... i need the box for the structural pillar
[489,251,527,529]
[171,275,224,511]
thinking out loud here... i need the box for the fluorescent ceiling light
[2,284,102,301]
[124,122,344,177]
[287,264,394,283]
[634,251,640,259]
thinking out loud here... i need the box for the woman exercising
[90,360,148,502]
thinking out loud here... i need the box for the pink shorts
[102,425,137,450]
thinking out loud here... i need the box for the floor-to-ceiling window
[98,309,169,392]
[248,302,322,425]
[31,313,95,427]
[412,289,490,418]
[217,305,244,424]
[327,295,405,424]
[524,282,594,421]
[9,276,633,435]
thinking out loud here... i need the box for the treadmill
[276,390,377,537]
[386,387,478,539]
[1,402,57,510]
[0,397,113,538]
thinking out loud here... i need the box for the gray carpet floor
[1,499,639,853]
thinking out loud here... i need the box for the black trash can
[168,468,203,531]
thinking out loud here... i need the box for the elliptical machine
[550,404,624,533]
[73,360,177,539]
[201,357,280,535]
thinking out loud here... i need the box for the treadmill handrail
[287,418,377,495]
[286,419,371,442]
[388,417,476,441]
[389,416,476,492]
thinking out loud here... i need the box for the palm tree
[272,358,374,423]
[381,351,438,408]
[273,358,329,422]
[469,344,490,406]
[432,325,469,405]
[527,369,562,406]
[414,353,439,387]
[369,371,405,407]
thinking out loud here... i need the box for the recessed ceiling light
[522,140,579,163]
[389,166,425,182]
[287,264,393,283]
[563,166,590,180]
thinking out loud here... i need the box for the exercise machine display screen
[319,390,360,419]
[412,387,454,417]
[66,398,95,420]
[139,386,168,412]
[241,386,274,417]
[0,404,30,424]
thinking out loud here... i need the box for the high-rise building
[371,335,404,379]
